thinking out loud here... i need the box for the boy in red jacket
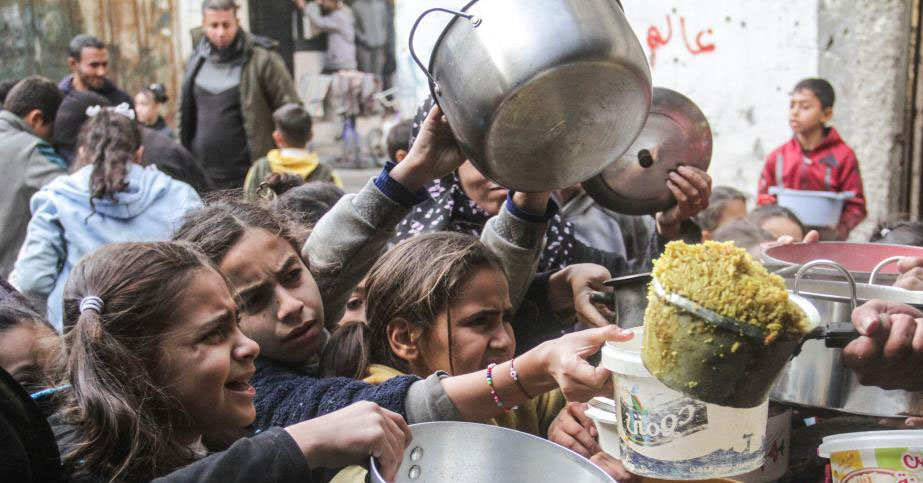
[757,78,866,240]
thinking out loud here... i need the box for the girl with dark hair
[174,106,627,447]
[53,241,413,483]
[134,83,174,139]
[0,278,60,394]
[321,233,635,482]
[10,110,201,329]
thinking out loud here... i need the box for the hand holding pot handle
[842,299,923,392]
[390,105,466,191]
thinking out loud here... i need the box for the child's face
[789,89,832,135]
[133,92,159,125]
[219,228,326,366]
[409,268,515,377]
[0,322,59,392]
[457,161,508,217]
[339,284,367,326]
[718,199,748,230]
[157,267,260,436]
[760,215,805,242]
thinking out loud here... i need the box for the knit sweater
[251,357,418,430]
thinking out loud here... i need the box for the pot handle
[868,256,906,286]
[793,259,858,312]
[408,8,482,97]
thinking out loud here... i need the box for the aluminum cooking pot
[771,259,923,417]
[762,242,923,283]
[409,0,652,192]
[368,422,615,483]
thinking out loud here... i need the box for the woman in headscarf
[392,96,712,276]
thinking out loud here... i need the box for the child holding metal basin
[321,232,638,482]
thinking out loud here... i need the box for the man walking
[178,0,301,190]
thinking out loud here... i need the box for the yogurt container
[600,327,768,480]
[818,430,923,483]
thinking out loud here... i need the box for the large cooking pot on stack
[768,253,923,417]
[409,0,652,192]
[369,422,615,482]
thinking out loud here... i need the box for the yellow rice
[650,240,810,344]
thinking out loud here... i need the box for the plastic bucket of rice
[601,327,768,480]
[818,430,923,483]
[641,241,813,408]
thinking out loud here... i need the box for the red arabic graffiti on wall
[646,14,716,67]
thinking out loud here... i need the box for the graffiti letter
[646,15,673,67]
[680,16,716,55]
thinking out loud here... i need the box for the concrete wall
[816,0,911,238]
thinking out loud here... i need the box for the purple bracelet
[486,363,513,413]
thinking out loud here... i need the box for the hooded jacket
[178,30,301,175]
[757,127,866,239]
[10,163,201,329]
[57,75,134,109]
[0,110,67,278]
[242,148,342,200]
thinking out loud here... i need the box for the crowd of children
[1,7,921,480]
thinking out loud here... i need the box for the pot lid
[763,242,923,277]
[582,87,712,215]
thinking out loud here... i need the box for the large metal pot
[409,0,652,192]
[771,259,923,417]
[369,422,615,483]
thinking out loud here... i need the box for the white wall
[621,0,818,200]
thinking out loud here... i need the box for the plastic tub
[818,430,923,483]
[600,327,768,480]
[586,397,622,459]
[768,187,854,227]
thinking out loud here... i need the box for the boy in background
[243,103,341,200]
[757,78,866,240]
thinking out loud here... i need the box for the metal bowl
[369,422,615,483]
[583,87,712,215]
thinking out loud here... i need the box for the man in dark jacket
[178,0,301,190]
[58,35,133,108]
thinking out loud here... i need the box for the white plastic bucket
[586,397,621,459]
[734,407,792,483]
[768,187,854,227]
[818,430,923,483]
[600,327,768,480]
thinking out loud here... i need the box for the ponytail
[321,321,372,379]
[57,242,215,482]
[77,110,141,218]
[63,304,185,482]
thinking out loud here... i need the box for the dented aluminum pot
[408,0,652,192]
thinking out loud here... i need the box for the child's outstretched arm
[441,325,632,422]
[303,105,466,327]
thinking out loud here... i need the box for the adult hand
[894,257,923,291]
[656,166,712,239]
[529,325,633,403]
[547,402,600,458]
[547,264,614,328]
[285,401,412,481]
[590,452,640,482]
[390,104,465,191]
[842,300,923,392]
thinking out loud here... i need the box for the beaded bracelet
[486,363,513,413]
[509,358,534,399]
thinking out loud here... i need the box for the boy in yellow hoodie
[243,103,342,200]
